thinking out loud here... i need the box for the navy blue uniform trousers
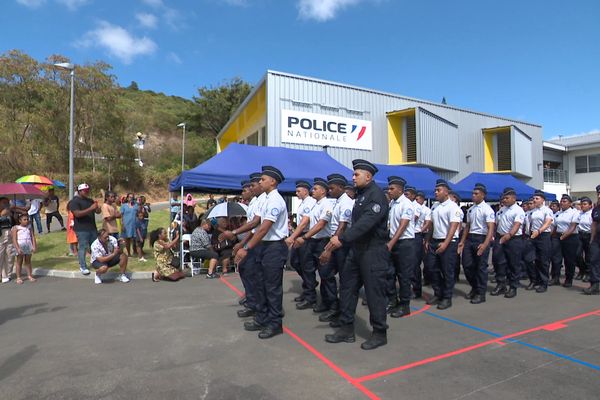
[426,240,458,299]
[560,234,580,280]
[532,232,551,287]
[461,234,491,295]
[390,239,416,305]
[494,235,524,289]
[254,240,288,330]
[238,246,259,311]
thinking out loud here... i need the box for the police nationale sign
[281,110,373,151]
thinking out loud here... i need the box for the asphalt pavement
[0,272,599,400]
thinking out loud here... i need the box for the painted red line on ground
[218,276,380,400]
[408,304,431,317]
[542,322,568,331]
[354,308,600,383]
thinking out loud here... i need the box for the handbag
[169,256,181,268]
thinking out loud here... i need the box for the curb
[32,268,152,280]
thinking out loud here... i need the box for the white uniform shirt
[249,192,267,234]
[261,189,289,241]
[309,197,335,239]
[330,193,354,234]
[523,210,532,236]
[414,203,431,233]
[296,196,317,233]
[579,209,592,233]
[529,206,554,233]
[388,194,415,239]
[431,198,462,240]
[466,201,495,235]
[496,204,525,236]
[555,207,580,233]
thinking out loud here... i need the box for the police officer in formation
[492,187,525,298]
[227,163,600,345]
[235,166,289,339]
[548,200,563,286]
[286,180,316,302]
[425,179,462,310]
[458,183,495,304]
[324,160,391,350]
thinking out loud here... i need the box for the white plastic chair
[181,234,204,276]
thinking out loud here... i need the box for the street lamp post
[53,62,75,200]
[177,122,186,264]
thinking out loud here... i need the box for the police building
[217,70,544,188]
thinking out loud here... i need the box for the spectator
[43,188,66,232]
[190,219,219,279]
[70,183,101,275]
[138,195,151,219]
[206,194,217,210]
[182,205,199,234]
[11,213,37,284]
[120,194,138,256]
[170,193,180,222]
[150,228,184,282]
[135,210,148,262]
[211,217,234,275]
[66,200,78,257]
[90,229,130,284]
[27,198,43,235]
[101,191,121,239]
[0,197,16,283]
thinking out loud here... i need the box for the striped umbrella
[16,175,54,185]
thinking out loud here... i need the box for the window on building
[576,156,588,173]
[247,131,258,146]
[482,125,532,177]
[406,115,417,163]
[260,126,267,146]
[589,154,600,172]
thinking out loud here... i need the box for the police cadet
[235,166,289,339]
[413,191,432,292]
[386,176,416,318]
[345,184,357,200]
[222,173,267,318]
[576,196,593,282]
[324,159,390,350]
[521,198,538,290]
[554,194,580,288]
[523,190,553,293]
[585,185,600,295]
[293,178,334,311]
[548,200,563,286]
[316,173,354,322]
[458,183,495,305]
[492,187,525,298]
[424,179,462,310]
[285,180,317,303]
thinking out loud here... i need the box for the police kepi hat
[295,180,311,190]
[449,190,461,202]
[313,177,329,189]
[327,174,348,186]
[502,187,516,196]
[261,166,284,184]
[473,182,487,194]
[416,191,425,198]
[580,196,592,203]
[435,179,450,189]
[561,193,572,202]
[352,159,378,175]
[404,185,417,194]
[345,184,355,191]
[241,180,251,188]
[532,189,546,199]
[249,172,262,183]
[387,176,406,187]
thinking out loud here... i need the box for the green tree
[189,77,252,137]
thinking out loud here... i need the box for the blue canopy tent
[373,164,471,200]
[169,143,353,194]
[455,172,556,201]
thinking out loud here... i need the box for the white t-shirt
[261,189,289,241]
[466,201,495,235]
[431,199,462,240]
[388,194,415,239]
[28,199,43,215]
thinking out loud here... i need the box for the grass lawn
[34,209,171,272]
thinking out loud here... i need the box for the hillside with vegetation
[0,49,251,199]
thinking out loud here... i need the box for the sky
[2,0,599,139]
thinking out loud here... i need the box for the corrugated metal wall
[417,107,459,172]
[266,71,544,187]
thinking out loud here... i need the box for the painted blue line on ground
[422,310,600,371]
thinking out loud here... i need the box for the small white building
[543,132,600,199]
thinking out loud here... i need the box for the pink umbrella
[0,183,47,200]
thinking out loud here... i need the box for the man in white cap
[70,183,101,275]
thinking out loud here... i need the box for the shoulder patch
[456,210,462,217]
[344,209,352,217]
[303,207,310,214]
[271,208,280,217]
[372,204,381,213]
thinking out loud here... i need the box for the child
[66,200,78,256]
[11,214,36,284]
[135,210,148,262]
